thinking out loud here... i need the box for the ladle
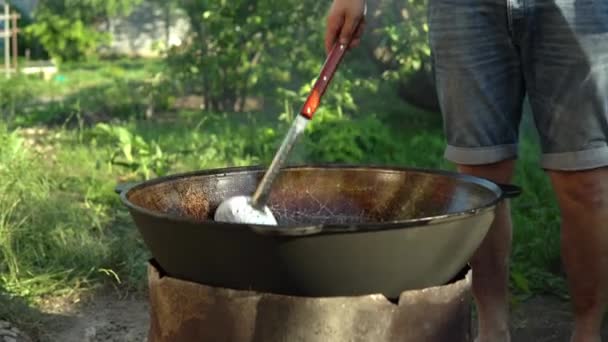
[214,11,365,225]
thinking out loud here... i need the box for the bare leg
[549,168,608,342]
[458,160,515,342]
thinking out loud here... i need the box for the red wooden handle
[299,19,363,120]
[300,43,347,120]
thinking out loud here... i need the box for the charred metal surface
[125,166,500,226]
[147,262,472,342]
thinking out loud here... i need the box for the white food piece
[214,195,278,226]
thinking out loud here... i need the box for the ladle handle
[299,10,366,120]
[250,114,308,209]
[250,10,365,209]
[299,44,348,119]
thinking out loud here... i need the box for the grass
[0,57,567,337]
[511,122,565,299]
[2,57,167,128]
[0,125,147,296]
[36,57,165,99]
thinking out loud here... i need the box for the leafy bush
[25,10,107,62]
[25,0,142,62]
[89,123,172,179]
[165,0,332,112]
[163,0,433,118]
[304,114,400,164]
[367,0,432,80]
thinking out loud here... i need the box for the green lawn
[0,58,566,335]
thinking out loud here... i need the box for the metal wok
[116,164,521,298]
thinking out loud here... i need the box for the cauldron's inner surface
[126,167,498,225]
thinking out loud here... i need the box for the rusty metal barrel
[146,261,473,342]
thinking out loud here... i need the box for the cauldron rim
[117,163,511,236]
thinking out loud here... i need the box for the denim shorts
[428,0,608,170]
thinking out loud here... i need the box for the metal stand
[146,260,473,342]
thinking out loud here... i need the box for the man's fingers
[338,12,363,45]
[349,38,361,49]
[349,20,365,49]
[325,12,344,53]
[353,19,365,39]
[325,1,366,53]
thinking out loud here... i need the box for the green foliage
[306,115,400,163]
[0,125,94,297]
[89,123,173,179]
[509,134,566,299]
[0,76,35,122]
[165,0,368,113]
[163,0,432,120]
[370,0,432,80]
[25,10,107,62]
[25,0,142,62]
[4,59,170,127]
[0,123,149,301]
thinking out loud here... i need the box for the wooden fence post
[11,10,17,70]
[3,2,9,78]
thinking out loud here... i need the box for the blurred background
[0,0,565,340]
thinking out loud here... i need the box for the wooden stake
[4,2,9,78]
[11,11,17,70]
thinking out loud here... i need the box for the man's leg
[516,0,608,340]
[549,169,608,342]
[427,0,524,340]
[458,160,515,342]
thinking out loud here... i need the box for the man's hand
[325,0,366,54]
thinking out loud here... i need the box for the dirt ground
[4,292,607,341]
[36,293,149,342]
[510,295,608,342]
